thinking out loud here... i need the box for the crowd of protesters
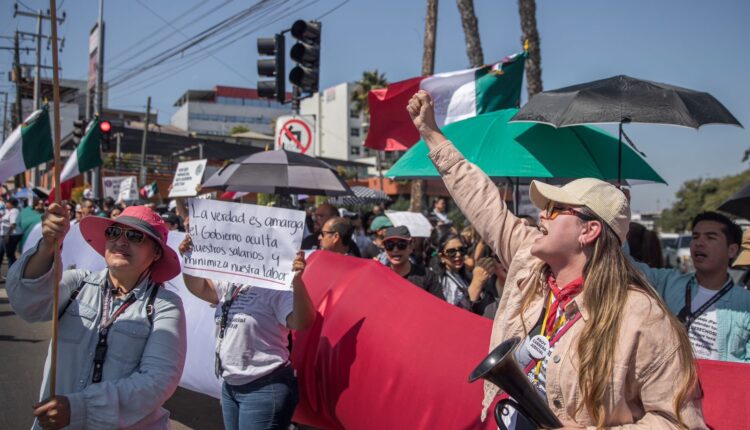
[3,107,750,429]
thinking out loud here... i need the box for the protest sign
[117,176,139,201]
[183,199,306,290]
[169,159,208,198]
[385,211,433,237]
[103,176,134,200]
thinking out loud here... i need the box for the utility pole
[92,0,105,199]
[13,32,23,128]
[1,92,8,141]
[139,96,151,185]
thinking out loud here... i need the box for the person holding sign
[178,233,315,430]
[6,204,187,429]
[407,90,706,429]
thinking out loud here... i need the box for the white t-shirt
[212,281,294,385]
[0,207,20,236]
[688,285,721,360]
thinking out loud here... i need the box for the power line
[107,0,287,88]
[108,0,230,70]
[134,0,252,85]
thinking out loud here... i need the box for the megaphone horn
[469,337,563,430]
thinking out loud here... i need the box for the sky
[0,0,748,213]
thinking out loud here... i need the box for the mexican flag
[364,51,526,151]
[0,106,54,182]
[60,116,103,182]
[140,181,158,199]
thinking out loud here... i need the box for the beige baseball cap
[529,178,631,244]
[732,230,750,268]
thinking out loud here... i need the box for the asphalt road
[0,282,224,430]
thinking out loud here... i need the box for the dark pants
[0,235,21,271]
[221,365,298,430]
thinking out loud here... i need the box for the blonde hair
[520,207,696,429]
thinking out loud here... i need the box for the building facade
[171,86,291,136]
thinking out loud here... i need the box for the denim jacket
[632,261,750,363]
[6,242,187,429]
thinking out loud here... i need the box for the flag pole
[48,0,63,397]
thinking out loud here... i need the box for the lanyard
[215,284,245,378]
[524,292,582,375]
[677,277,733,329]
[92,291,138,383]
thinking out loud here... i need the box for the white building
[300,82,369,161]
[170,86,291,136]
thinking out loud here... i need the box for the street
[0,281,224,430]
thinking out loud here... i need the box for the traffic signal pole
[92,0,105,199]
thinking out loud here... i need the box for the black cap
[161,212,179,225]
[383,225,411,239]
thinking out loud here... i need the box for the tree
[658,170,750,232]
[229,125,250,135]
[518,0,542,97]
[410,0,439,213]
[351,70,388,118]
[456,0,484,67]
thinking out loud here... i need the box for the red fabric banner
[363,76,424,152]
[292,251,750,429]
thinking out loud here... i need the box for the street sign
[275,115,315,154]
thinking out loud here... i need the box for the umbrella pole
[48,0,63,398]
[618,121,623,186]
[514,177,520,215]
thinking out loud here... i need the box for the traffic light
[72,118,88,144]
[99,120,112,151]
[257,34,285,103]
[289,20,321,93]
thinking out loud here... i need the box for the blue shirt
[632,260,750,363]
[6,242,187,429]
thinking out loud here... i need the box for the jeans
[0,234,21,272]
[221,365,299,430]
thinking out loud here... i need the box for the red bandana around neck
[545,273,584,334]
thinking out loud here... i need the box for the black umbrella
[201,149,354,197]
[510,75,743,182]
[718,183,750,220]
[328,186,392,206]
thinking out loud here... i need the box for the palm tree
[456,0,484,67]
[351,70,389,190]
[351,70,388,118]
[410,0,439,213]
[518,0,542,97]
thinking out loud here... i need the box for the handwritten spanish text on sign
[169,159,208,198]
[182,199,306,290]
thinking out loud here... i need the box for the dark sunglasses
[104,225,147,244]
[384,239,410,251]
[544,201,596,222]
[442,246,468,257]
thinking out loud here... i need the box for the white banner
[102,176,134,200]
[183,199,305,290]
[169,159,208,198]
[117,176,139,201]
[385,211,433,238]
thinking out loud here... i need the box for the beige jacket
[429,141,707,429]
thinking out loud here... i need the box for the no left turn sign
[276,116,315,154]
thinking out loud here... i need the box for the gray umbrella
[201,150,354,196]
[328,186,392,206]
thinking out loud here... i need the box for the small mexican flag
[140,181,158,199]
[60,116,103,182]
[0,106,54,182]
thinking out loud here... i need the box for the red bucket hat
[79,206,181,283]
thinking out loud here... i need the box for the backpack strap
[146,283,161,326]
[58,279,88,320]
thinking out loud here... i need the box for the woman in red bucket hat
[6,203,187,430]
